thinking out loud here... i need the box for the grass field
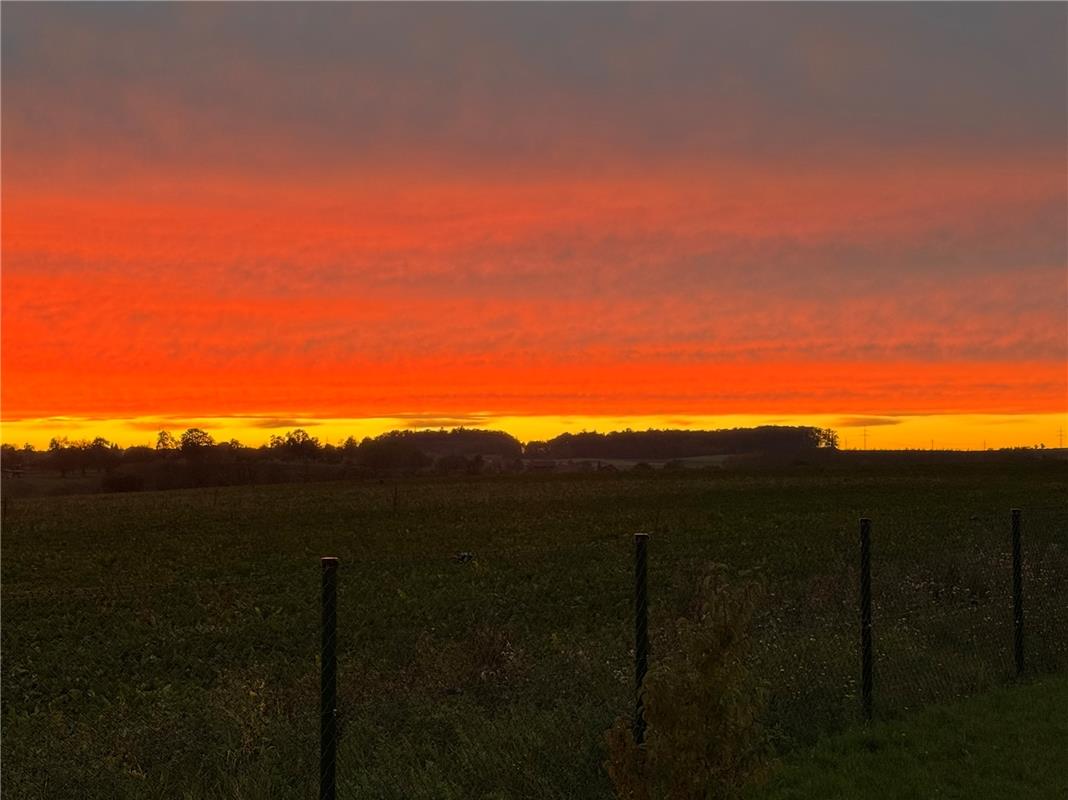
[2,464,1065,798]
[749,673,1068,800]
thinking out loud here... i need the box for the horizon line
[2,411,1065,452]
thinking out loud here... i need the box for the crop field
[2,463,1066,799]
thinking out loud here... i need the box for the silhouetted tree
[180,428,215,456]
[320,443,342,464]
[47,437,83,477]
[87,437,121,472]
[524,440,551,458]
[283,429,321,460]
[1,444,22,469]
[341,436,360,462]
[356,433,430,472]
[122,446,156,464]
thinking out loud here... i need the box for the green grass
[750,674,1068,800]
[2,464,1065,798]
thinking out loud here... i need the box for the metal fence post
[634,532,650,745]
[860,518,873,721]
[321,557,339,800]
[1012,509,1024,676]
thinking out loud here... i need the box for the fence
[319,505,1068,797]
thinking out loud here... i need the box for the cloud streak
[833,417,903,428]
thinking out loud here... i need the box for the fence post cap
[634,531,651,539]
[321,556,340,567]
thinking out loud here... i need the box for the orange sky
[2,5,1066,449]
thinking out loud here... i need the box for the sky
[2,3,1066,450]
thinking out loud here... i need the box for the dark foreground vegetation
[2,463,1065,798]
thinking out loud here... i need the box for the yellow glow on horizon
[2,412,1066,452]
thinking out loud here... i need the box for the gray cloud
[4,4,1065,178]
[248,418,322,430]
[833,416,903,428]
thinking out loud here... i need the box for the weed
[605,566,769,800]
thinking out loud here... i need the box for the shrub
[605,566,769,800]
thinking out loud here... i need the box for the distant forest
[0,425,833,492]
[0,425,1057,497]
[527,427,838,459]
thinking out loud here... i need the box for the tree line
[1,425,838,493]
[528,426,839,459]
[0,427,528,481]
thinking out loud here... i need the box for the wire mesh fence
[737,503,1068,749]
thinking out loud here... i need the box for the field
[750,673,1068,800]
[2,464,1066,798]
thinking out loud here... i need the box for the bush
[605,566,769,800]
